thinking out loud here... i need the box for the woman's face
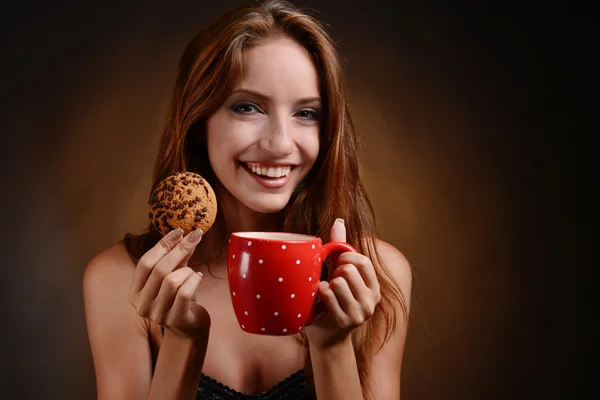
[207,36,321,214]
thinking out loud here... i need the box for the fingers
[151,267,198,323]
[311,240,382,332]
[130,228,184,293]
[329,276,358,315]
[329,218,346,243]
[141,229,204,302]
[329,263,381,326]
[326,218,347,279]
[332,264,371,303]
[318,281,345,320]
[335,252,380,292]
[159,229,204,270]
[169,272,203,325]
[155,229,204,273]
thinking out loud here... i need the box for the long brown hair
[124,1,407,397]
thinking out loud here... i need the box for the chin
[242,194,292,214]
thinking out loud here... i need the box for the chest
[149,276,307,395]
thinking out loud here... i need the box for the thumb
[329,218,346,243]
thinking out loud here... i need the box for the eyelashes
[230,102,260,114]
[230,102,320,121]
[295,109,319,120]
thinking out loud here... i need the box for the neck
[189,182,284,272]
[216,182,283,233]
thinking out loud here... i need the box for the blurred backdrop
[0,0,590,399]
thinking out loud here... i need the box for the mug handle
[305,241,358,325]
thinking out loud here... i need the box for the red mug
[227,232,357,335]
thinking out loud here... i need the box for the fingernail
[187,229,204,243]
[335,218,345,225]
[197,271,203,277]
[165,228,184,243]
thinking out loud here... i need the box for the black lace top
[197,369,315,399]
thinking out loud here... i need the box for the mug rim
[231,231,320,242]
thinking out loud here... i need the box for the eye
[295,109,319,120]
[231,102,261,114]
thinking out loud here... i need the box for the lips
[239,161,297,189]
[246,162,293,178]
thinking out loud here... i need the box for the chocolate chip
[187,189,192,195]
[167,185,175,192]
[202,207,207,212]
[175,189,182,194]
[183,200,188,206]
[195,196,201,202]
[195,210,202,216]
[193,180,200,185]
[194,217,202,222]
[183,180,190,185]
[167,212,174,218]
[148,212,153,219]
[156,210,164,218]
[200,179,204,184]
[160,193,167,201]
[177,214,185,220]
[188,201,195,207]
[181,210,188,217]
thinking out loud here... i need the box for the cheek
[300,129,320,164]
[206,115,256,164]
[205,117,222,170]
[206,115,238,178]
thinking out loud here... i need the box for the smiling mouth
[240,162,295,179]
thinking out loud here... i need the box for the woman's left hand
[305,218,382,349]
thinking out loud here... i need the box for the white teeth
[246,163,292,178]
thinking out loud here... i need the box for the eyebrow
[230,88,321,106]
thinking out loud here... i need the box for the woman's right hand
[127,228,210,339]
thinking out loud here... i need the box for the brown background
[0,1,590,399]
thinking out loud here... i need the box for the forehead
[237,36,320,99]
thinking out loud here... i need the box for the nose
[259,117,294,157]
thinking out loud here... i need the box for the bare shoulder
[373,237,412,303]
[83,240,136,291]
[82,239,143,335]
[83,240,153,398]
[82,239,145,328]
[368,238,412,398]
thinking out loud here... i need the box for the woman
[83,1,411,399]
